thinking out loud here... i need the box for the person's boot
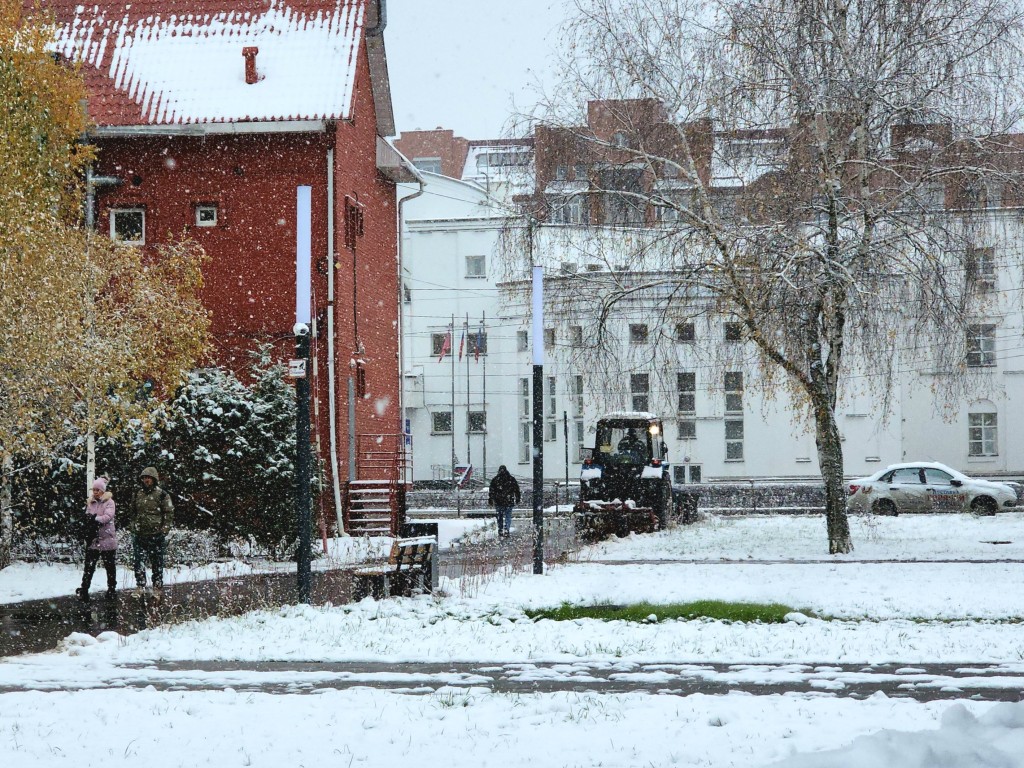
[75,587,90,603]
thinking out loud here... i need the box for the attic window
[195,204,218,227]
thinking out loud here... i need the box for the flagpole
[465,313,471,473]
[482,311,487,482]
[450,315,456,498]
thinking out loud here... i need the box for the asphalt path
[2,660,1023,702]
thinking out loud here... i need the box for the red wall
[92,43,400,515]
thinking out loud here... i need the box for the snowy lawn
[4,512,1024,767]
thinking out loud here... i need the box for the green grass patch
[526,600,815,624]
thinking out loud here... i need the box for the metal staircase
[343,433,409,536]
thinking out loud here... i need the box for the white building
[397,131,1024,485]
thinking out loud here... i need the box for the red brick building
[33,0,415,534]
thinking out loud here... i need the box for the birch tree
[0,1,209,567]
[519,0,1024,553]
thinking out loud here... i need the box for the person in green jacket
[126,466,174,597]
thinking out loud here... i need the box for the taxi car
[846,462,1018,516]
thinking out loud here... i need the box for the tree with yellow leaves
[0,1,210,567]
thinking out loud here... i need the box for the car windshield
[595,424,651,464]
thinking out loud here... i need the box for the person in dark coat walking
[76,477,118,602]
[126,466,174,597]
[488,465,521,537]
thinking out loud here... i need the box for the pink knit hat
[92,478,107,492]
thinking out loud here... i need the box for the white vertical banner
[296,185,312,325]
[532,265,544,365]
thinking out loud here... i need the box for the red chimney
[242,47,259,84]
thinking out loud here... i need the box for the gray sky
[385,0,573,140]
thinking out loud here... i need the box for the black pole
[295,327,312,603]
[532,365,544,574]
[563,410,569,511]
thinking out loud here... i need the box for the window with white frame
[431,411,453,434]
[630,373,650,412]
[413,157,441,174]
[468,410,487,433]
[575,420,585,462]
[966,246,996,292]
[195,204,218,227]
[677,372,696,414]
[519,378,531,419]
[966,324,996,367]
[110,208,145,245]
[544,328,555,348]
[675,322,695,342]
[546,377,557,418]
[571,374,584,417]
[678,419,696,439]
[550,194,588,225]
[466,331,488,357]
[724,372,744,413]
[431,332,450,357]
[545,420,558,442]
[519,422,531,463]
[465,254,486,278]
[725,419,744,460]
[968,411,998,456]
[517,330,528,352]
[724,321,744,342]
[569,326,583,346]
[629,324,649,344]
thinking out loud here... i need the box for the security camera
[293,322,310,337]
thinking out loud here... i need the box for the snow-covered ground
[3,512,1024,767]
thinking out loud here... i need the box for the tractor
[574,412,674,542]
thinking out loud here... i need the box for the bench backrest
[386,536,436,570]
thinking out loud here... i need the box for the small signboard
[287,359,307,379]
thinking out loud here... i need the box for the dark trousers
[133,533,166,588]
[82,549,117,593]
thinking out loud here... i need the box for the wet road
[2,659,1023,702]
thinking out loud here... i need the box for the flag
[437,329,451,363]
[458,328,466,361]
[475,324,484,361]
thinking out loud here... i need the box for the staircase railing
[349,433,409,535]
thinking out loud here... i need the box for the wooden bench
[352,536,437,600]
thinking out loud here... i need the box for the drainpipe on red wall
[326,147,346,535]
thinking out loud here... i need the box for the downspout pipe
[326,147,346,536]
[396,162,426,485]
[366,0,387,36]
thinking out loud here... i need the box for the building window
[465,331,487,357]
[725,419,744,460]
[519,378,531,419]
[676,323,695,342]
[575,420,586,462]
[630,373,650,412]
[547,376,557,418]
[550,194,588,225]
[571,374,584,417]
[724,372,743,413]
[599,168,645,226]
[574,163,589,181]
[431,332,450,357]
[968,412,998,456]
[966,247,996,292]
[517,330,529,352]
[431,411,453,434]
[544,328,556,348]
[677,372,696,414]
[569,326,583,346]
[402,283,412,304]
[554,165,568,181]
[545,420,558,442]
[611,131,631,149]
[678,419,696,439]
[629,324,649,344]
[413,157,442,174]
[468,411,487,434]
[110,208,145,245]
[519,422,531,464]
[724,322,744,342]
[195,204,218,227]
[465,254,486,278]
[966,324,996,367]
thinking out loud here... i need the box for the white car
[846,462,1019,516]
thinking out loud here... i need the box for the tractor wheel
[971,496,998,516]
[873,498,899,517]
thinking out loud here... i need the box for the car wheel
[971,496,998,516]
[873,498,898,517]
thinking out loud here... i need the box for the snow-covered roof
[41,0,369,126]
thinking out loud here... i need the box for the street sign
[287,359,307,379]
